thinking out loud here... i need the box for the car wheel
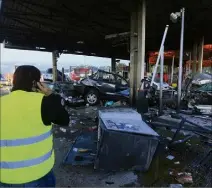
[85,89,99,106]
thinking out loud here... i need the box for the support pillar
[170,56,175,84]
[192,42,198,73]
[111,57,116,73]
[62,67,64,82]
[188,52,191,74]
[137,0,146,90]
[159,46,164,114]
[129,10,138,106]
[52,51,58,82]
[198,36,204,73]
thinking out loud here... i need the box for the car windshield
[154,77,167,84]
[198,83,212,91]
[116,75,128,85]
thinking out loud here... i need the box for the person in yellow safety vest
[0,65,70,187]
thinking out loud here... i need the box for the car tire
[85,89,99,106]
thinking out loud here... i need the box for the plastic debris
[105,101,114,107]
[167,155,175,160]
[167,137,172,141]
[86,103,89,107]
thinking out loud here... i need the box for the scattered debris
[101,171,138,187]
[105,181,114,185]
[167,155,175,160]
[176,172,193,184]
[71,129,78,134]
[174,161,180,165]
[186,142,192,146]
[60,127,67,133]
[88,126,98,131]
[170,170,193,185]
[170,184,183,188]
[105,101,114,107]
[165,146,169,150]
[71,120,77,124]
[167,137,172,141]
[112,101,122,107]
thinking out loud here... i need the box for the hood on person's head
[12,65,41,92]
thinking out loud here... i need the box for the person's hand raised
[37,82,52,96]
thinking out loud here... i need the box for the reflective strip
[0,130,52,147]
[0,150,52,169]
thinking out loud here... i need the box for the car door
[115,75,129,92]
[96,72,116,94]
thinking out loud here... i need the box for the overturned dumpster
[95,108,159,171]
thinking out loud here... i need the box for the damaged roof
[0,0,212,59]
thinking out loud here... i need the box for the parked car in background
[80,70,129,105]
[0,74,9,86]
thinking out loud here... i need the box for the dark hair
[12,65,41,92]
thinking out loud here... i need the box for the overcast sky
[0,43,129,73]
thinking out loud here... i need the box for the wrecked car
[42,68,69,82]
[140,77,177,107]
[80,70,129,105]
[181,73,212,113]
[43,81,85,106]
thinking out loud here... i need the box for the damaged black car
[181,73,212,113]
[80,70,129,105]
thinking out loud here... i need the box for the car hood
[80,78,96,86]
[191,73,212,85]
[153,81,170,88]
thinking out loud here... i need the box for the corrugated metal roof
[0,0,212,59]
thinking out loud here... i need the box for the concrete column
[170,56,175,84]
[62,67,64,82]
[111,57,116,73]
[52,51,58,82]
[198,36,204,73]
[192,42,198,73]
[137,0,146,91]
[129,10,138,106]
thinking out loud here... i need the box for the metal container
[95,108,159,171]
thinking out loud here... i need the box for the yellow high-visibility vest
[0,90,55,184]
